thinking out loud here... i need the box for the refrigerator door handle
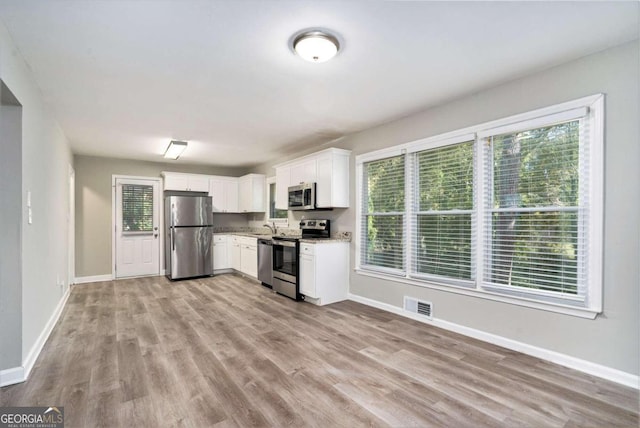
[171,204,176,251]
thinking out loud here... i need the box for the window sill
[269,218,288,227]
[354,268,600,319]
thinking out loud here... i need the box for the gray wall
[0,85,22,370]
[253,41,639,376]
[0,20,74,368]
[74,155,249,277]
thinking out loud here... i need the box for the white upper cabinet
[275,166,290,210]
[274,148,351,209]
[316,150,350,208]
[238,174,266,212]
[162,172,210,192]
[161,172,266,213]
[208,176,239,213]
[289,158,317,186]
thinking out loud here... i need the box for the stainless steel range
[272,236,299,300]
[271,219,330,300]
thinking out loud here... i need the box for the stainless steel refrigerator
[165,195,214,280]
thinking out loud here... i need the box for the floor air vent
[404,297,433,320]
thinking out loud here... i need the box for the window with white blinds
[481,116,587,300]
[361,155,405,274]
[411,141,475,284]
[356,95,603,315]
[122,184,154,232]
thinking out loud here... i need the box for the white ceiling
[0,1,637,168]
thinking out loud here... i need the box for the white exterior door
[115,178,161,278]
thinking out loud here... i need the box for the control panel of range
[300,219,330,239]
[300,219,328,230]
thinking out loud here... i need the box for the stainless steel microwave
[288,182,316,210]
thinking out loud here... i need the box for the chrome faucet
[263,222,277,235]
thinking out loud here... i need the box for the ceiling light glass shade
[164,140,187,159]
[293,31,340,63]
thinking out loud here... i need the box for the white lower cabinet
[240,238,258,278]
[213,235,231,270]
[231,236,242,271]
[299,251,316,297]
[299,241,349,305]
[228,235,258,278]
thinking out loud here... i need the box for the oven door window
[273,244,297,277]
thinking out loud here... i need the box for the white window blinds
[361,155,405,274]
[356,95,602,314]
[482,117,588,298]
[122,184,154,232]
[411,140,475,285]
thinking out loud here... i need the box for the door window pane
[122,184,154,232]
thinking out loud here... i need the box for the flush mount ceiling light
[292,30,340,63]
[164,140,187,160]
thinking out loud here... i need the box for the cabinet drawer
[300,243,315,255]
[213,235,228,243]
[239,236,257,247]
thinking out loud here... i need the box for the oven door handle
[273,240,297,248]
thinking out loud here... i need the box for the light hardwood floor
[1,274,638,427]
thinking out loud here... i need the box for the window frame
[359,153,407,276]
[266,176,288,226]
[409,138,477,287]
[355,94,604,319]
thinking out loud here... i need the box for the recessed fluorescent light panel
[164,140,187,160]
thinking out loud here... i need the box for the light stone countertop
[213,229,351,243]
[300,232,352,243]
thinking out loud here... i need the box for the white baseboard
[22,286,72,381]
[74,274,112,284]
[348,293,639,389]
[0,366,25,387]
[1,287,71,388]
